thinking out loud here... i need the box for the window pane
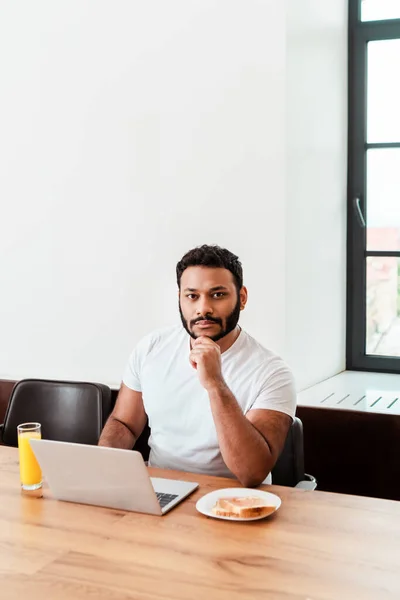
[367,40,400,143]
[366,257,400,356]
[367,149,400,250]
[362,0,400,21]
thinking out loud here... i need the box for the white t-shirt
[123,325,296,481]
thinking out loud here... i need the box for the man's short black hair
[176,244,243,291]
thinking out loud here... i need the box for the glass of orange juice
[17,422,42,491]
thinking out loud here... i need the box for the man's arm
[190,336,292,487]
[98,383,147,449]
[208,382,291,487]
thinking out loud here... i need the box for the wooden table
[1,447,399,599]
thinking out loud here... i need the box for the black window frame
[347,0,400,372]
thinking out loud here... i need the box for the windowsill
[298,370,400,415]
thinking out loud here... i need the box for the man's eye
[186,294,198,300]
[213,292,226,298]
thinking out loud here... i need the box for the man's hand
[189,336,225,391]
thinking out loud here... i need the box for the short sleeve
[122,347,142,391]
[122,332,156,392]
[250,362,297,420]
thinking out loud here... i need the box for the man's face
[179,266,245,341]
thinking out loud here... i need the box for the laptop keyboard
[156,492,179,508]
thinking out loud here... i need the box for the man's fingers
[190,339,221,372]
[189,347,210,365]
[191,343,209,351]
[192,342,218,352]
[193,336,216,346]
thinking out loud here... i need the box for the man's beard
[179,295,241,342]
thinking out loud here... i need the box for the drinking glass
[17,422,42,491]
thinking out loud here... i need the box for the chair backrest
[133,416,306,487]
[133,421,151,461]
[271,416,305,486]
[1,378,112,447]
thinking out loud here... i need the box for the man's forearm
[98,415,136,449]
[208,382,272,487]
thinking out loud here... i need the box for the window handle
[354,197,366,228]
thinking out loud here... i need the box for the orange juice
[18,430,42,488]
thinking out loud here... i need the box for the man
[99,245,296,487]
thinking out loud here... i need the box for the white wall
[285,1,348,389]
[0,1,287,387]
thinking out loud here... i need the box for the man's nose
[196,297,213,316]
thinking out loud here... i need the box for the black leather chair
[272,416,316,489]
[0,379,112,447]
[133,416,316,489]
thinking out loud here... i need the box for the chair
[133,421,151,461]
[0,378,112,447]
[272,416,316,489]
[133,416,316,489]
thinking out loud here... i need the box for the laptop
[29,439,199,515]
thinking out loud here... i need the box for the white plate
[196,487,281,522]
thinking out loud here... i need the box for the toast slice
[211,496,276,519]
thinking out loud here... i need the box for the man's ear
[239,286,248,310]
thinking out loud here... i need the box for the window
[348,1,400,371]
[362,0,400,22]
